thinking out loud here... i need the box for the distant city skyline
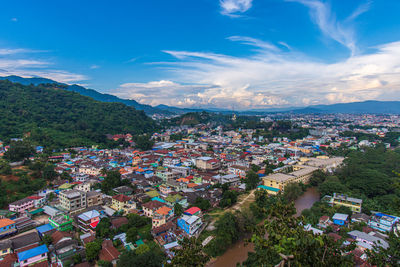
[1,0,400,109]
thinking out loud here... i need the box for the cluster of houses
[304,193,400,265]
[1,115,400,266]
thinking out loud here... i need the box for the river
[207,187,320,267]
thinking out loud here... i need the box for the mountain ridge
[1,75,400,114]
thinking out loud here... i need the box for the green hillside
[0,80,157,148]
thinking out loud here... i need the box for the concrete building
[59,190,87,212]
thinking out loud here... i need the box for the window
[41,253,45,257]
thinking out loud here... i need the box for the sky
[1,0,400,110]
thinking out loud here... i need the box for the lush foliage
[244,198,354,266]
[0,80,156,148]
[245,170,260,190]
[117,245,165,267]
[168,237,210,267]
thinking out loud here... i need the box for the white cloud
[114,38,400,109]
[90,64,100,69]
[11,18,17,22]
[220,0,253,17]
[287,0,371,55]
[0,47,87,83]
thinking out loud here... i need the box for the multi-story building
[49,214,73,231]
[262,165,317,195]
[177,215,203,236]
[368,213,399,232]
[142,200,165,218]
[324,193,363,213]
[228,165,249,178]
[152,206,173,228]
[59,190,87,212]
[77,210,100,233]
[195,157,220,170]
[111,194,135,214]
[9,198,34,213]
[86,191,103,207]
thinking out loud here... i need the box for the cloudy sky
[1,0,400,109]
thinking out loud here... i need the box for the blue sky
[1,0,400,109]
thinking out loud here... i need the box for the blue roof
[36,224,54,234]
[376,213,396,219]
[18,245,48,261]
[258,185,280,192]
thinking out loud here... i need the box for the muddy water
[208,187,320,267]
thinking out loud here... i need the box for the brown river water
[207,187,320,267]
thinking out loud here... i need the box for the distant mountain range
[1,75,400,115]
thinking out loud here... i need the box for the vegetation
[245,170,260,190]
[168,237,210,267]
[0,80,156,148]
[244,198,354,266]
[85,240,102,262]
[117,245,165,267]
[3,140,34,162]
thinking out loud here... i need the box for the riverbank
[207,187,320,266]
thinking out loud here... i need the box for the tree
[174,203,183,217]
[135,244,150,255]
[117,249,165,267]
[0,160,12,175]
[134,135,154,151]
[85,240,102,262]
[244,199,354,266]
[4,140,34,162]
[60,171,72,182]
[367,232,400,266]
[41,234,53,246]
[126,227,139,243]
[42,163,57,181]
[283,182,304,202]
[194,197,211,211]
[169,237,210,267]
[101,170,123,194]
[96,218,112,238]
[98,260,113,267]
[245,170,260,190]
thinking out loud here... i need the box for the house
[27,196,46,208]
[111,194,135,214]
[113,186,133,196]
[86,191,103,207]
[111,217,129,230]
[9,198,34,213]
[368,213,399,232]
[142,200,165,218]
[0,218,17,238]
[196,157,220,170]
[325,193,363,213]
[347,230,389,250]
[351,213,370,224]
[152,206,173,228]
[10,232,41,253]
[0,240,13,256]
[332,213,349,226]
[77,210,100,233]
[36,224,55,237]
[99,240,120,265]
[17,244,49,267]
[228,165,249,178]
[177,215,203,236]
[59,190,87,213]
[184,207,201,217]
[317,216,332,229]
[49,214,74,232]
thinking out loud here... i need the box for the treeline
[0,80,157,148]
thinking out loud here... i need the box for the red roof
[185,207,201,215]
[90,220,100,228]
[112,194,131,202]
[27,196,43,200]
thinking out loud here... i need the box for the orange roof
[155,206,172,215]
[0,218,15,228]
[177,178,189,183]
[187,183,198,188]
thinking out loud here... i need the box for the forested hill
[0,80,157,148]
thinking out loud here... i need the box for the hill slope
[0,75,171,115]
[0,80,156,147]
